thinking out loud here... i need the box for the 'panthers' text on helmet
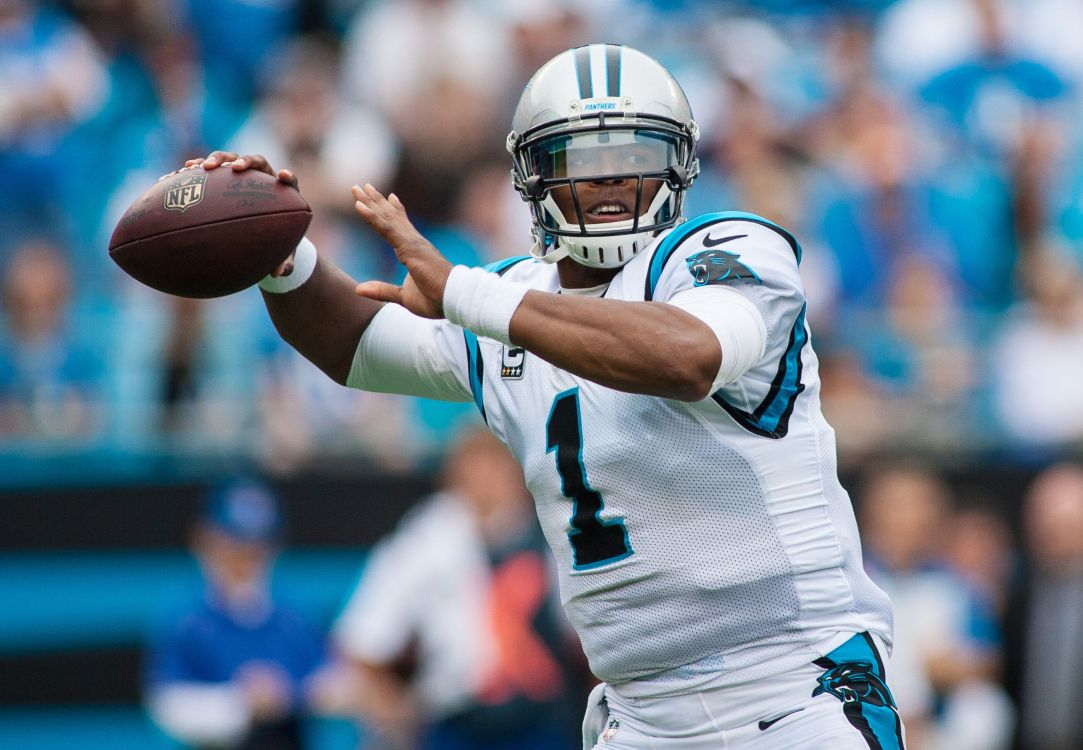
[507,44,700,269]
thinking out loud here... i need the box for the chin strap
[531,237,571,264]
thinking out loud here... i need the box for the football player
[190,44,902,749]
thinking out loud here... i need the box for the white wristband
[258,237,317,293]
[442,265,530,346]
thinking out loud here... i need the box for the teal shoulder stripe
[644,214,728,300]
[643,211,803,301]
[483,255,531,276]
[711,303,807,439]
[462,331,486,422]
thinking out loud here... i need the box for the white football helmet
[507,44,700,269]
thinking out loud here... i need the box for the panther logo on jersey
[686,245,761,287]
[813,663,894,708]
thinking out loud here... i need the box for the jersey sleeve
[645,213,810,438]
[347,304,473,402]
[647,213,805,344]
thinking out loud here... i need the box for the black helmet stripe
[574,46,593,98]
[606,44,621,97]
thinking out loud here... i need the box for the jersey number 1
[546,389,632,570]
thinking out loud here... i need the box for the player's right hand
[352,183,453,320]
[183,152,300,277]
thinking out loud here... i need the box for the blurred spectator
[340,0,512,223]
[829,256,982,451]
[917,0,1068,160]
[992,248,1083,447]
[817,350,896,461]
[451,159,533,264]
[0,0,108,249]
[1002,463,1083,750]
[861,466,1013,750]
[334,428,579,750]
[0,239,105,439]
[256,344,418,474]
[808,86,961,310]
[228,34,397,282]
[945,507,1015,615]
[181,0,301,145]
[876,0,1083,93]
[493,0,590,89]
[146,479,330,749]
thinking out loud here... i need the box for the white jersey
[349,211,893,697]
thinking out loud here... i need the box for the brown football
[108,166,312,298]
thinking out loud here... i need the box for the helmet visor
[526,129,679,181]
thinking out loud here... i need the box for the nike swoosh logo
[702,233,747,247]
[757,707,805,731]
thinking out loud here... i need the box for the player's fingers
[354,280,403,305]
[278,169,299,190]
[354,197,375,219]
[234,154,275,176]
[203,150,238,169]
[362,183,389,207]
[184,158,203,168]
[270,252,296,278]
[354,198,406,247]
[388,193,405,211]
[354,200,398,244]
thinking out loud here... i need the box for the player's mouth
[584,199,634,223]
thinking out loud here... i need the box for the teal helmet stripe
[606,44,621,96]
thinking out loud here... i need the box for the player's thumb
[355,280,404,305]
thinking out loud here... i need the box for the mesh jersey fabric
[351,212,893,696]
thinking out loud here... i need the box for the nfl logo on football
[164,173,207,212]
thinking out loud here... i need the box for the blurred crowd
[854,459,1083,750]
[5,3,1083,747]
[4,0,1083,471]
[147,429,584,750]
[141,431,1083,750]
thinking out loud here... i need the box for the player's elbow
[658,352,717,402]
[324,351,355,386]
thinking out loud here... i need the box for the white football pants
[583,632,906,750]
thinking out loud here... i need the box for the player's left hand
[351,184,452,319]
